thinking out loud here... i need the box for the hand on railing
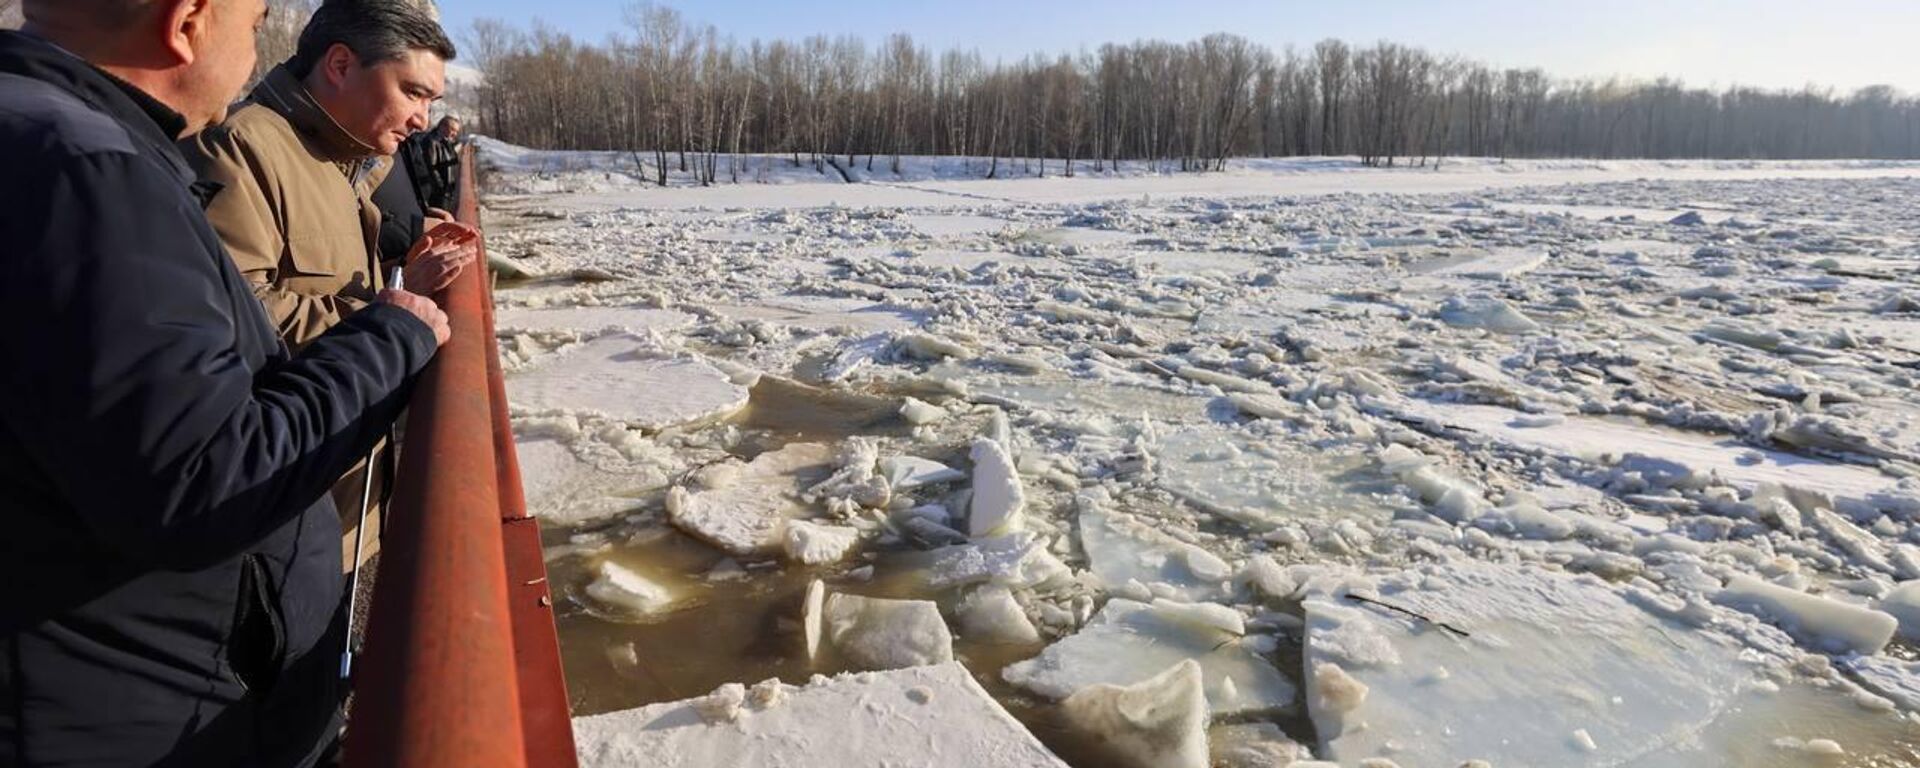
[376,289,451,346]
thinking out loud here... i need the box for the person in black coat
[374,116,463,264]
[0,1,452,765]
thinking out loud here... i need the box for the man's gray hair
[288,0,455,78]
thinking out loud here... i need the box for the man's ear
[321,42,360,89]
[158,0,210,67]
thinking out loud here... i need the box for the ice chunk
[895,332,973,360]
[824,592,955,671]
[1438,295,1540,334]
[1424,248,1548,280]
[1381,452,1487,523]
[584,560,683,619]
[969,438,1027,538]
[881,456,966,491]
[1152,426,1383,526]
[1840,656,1920,712]
[1078,499,1226,601]
[1874,580,1920,641]
[899,397,948,425]
[667,443,836,556]
[1002,598,1295,716]
[1306,661,1368,739]
[1182,547,1233,583]
[784,520,861,565]
[1239,555,1297,601]
[928,532,1071,590]
[1210,722,1306,768]
[1715,575,1897,655]
[508,334,750,429]
[1226,392,1293,419]
[803,579,826,661]
[958,584,1042,645]
[1150,598,1246,636]
[573,663,1068,768]
[1390,400,1902,510]
[1059,660,1209,768]
[804,437,890,514]
[1178,365,1274,395]
[1305,562,1782,766]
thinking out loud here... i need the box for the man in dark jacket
[0,1,450,765]
[374,116,464,263]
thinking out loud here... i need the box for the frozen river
[482,143,1920,767]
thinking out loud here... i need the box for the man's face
[334,48,446,155]
[180,0,266,129]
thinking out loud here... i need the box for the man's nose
[407,107,430,133]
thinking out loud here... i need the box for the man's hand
[375,289,450,347]
[402,221,479,294]
[425,207,455,227]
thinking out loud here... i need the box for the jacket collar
[0,31,193,181]
[252,64,379,162]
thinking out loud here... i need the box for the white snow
[573,663,1068,768]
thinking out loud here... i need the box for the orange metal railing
[344,147,577,768]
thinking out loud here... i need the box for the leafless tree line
[48,1,1901,178]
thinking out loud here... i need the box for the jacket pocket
[227,553,288,693]
[282,233,361,278]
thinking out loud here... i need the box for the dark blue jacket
[0,31,437,767]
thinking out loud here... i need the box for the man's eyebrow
[402,78,443,97]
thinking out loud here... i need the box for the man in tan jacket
[188,0,476,570]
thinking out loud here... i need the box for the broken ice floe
[1059,659,1210,768]
[815,590,954,671]
[1303,561,1799,767]
[1002,597,1295,717]
[509,334,750,430]
[572,662,1067,768]
[666,443,836,557]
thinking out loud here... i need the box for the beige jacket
[186,65,395,348]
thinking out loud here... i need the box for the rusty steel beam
[343,147,531,768]
[467,147,580,768]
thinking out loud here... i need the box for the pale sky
[440,0,1920,94]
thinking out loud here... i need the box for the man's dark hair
[288,0,456,78]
